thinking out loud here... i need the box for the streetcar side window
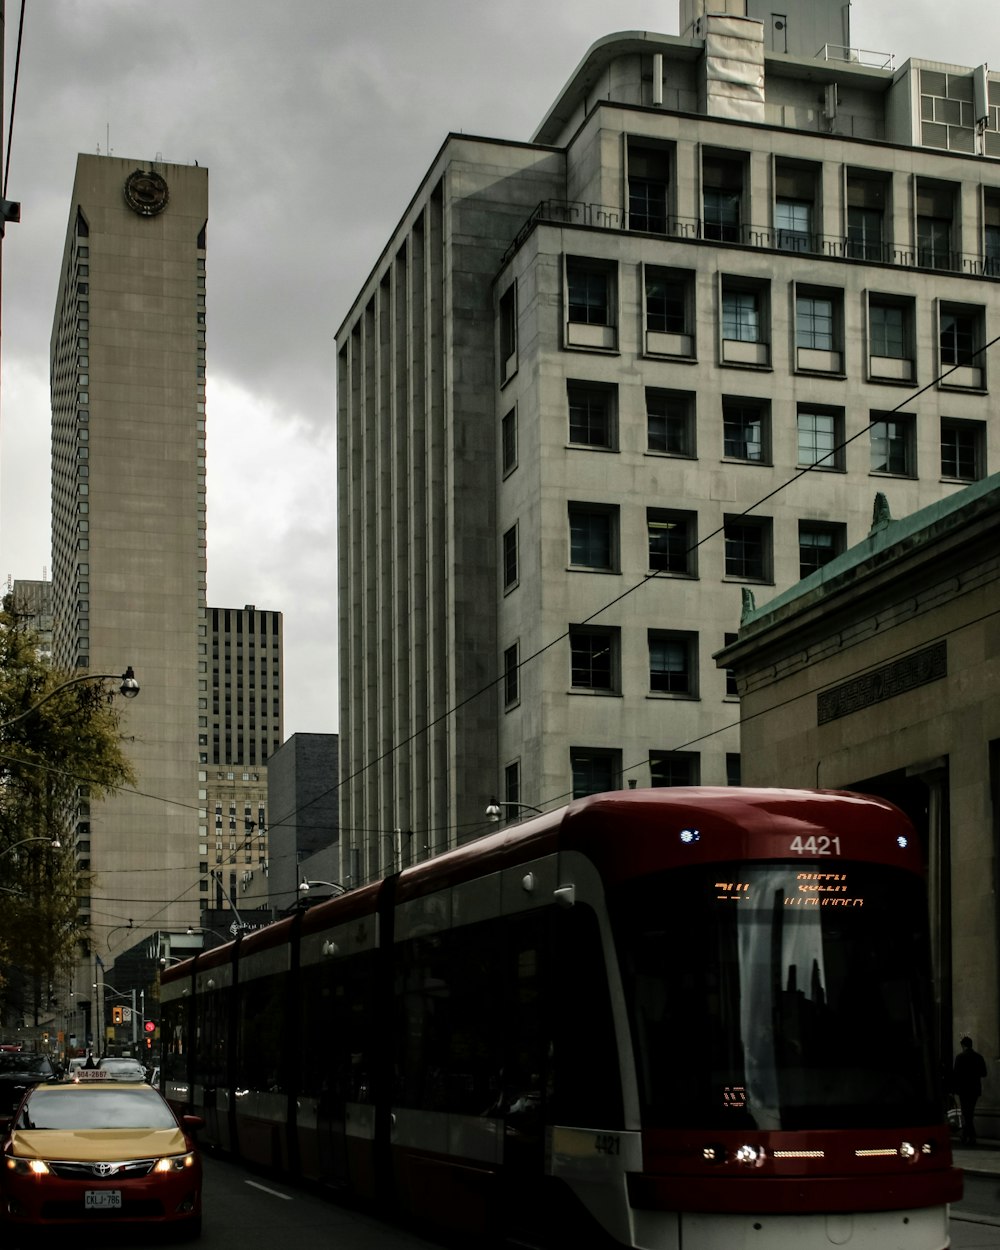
[193,983,229,1093]
[236,973,286,1094]
[299,950,377,1104]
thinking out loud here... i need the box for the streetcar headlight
[735,1144,764,1167]
[702,1144,725,1163]
[899,1141,917,1162]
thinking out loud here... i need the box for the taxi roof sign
[74,1068,110,1081]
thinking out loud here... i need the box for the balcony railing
[818,44,894,71]
[501,198,1000,279]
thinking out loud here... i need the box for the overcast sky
[2,0,998,737]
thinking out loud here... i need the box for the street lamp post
[0,836,61,857]
[484,798,544,824]
[0,667,139,732]
[298,879,347,899]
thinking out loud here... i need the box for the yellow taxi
[1,1071,202,1239]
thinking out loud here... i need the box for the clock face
[123,169,169,217]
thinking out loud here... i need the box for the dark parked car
[0,1052,58,1112]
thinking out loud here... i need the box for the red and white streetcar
[161,787,960,1248]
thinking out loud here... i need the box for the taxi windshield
[18,1087,177,1131]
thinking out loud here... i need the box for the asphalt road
[5,1154,999,1249]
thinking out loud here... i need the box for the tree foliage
[0,602,137,1020]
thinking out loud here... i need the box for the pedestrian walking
[953,1036,988,1146]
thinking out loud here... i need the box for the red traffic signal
[144,1020,155,1033]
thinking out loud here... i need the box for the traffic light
[112,1006,123,1025]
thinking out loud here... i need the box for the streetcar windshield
[611,860,939,1130]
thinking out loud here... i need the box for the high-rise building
[336,1,1000,881]
[7,578,53,661]
[50,154,209,972]
[202,604,283,918]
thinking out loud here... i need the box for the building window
[571,748,621,798]
[721,278,769,366]
[723,398,768,463]
[568,382,617,450]
[797,406,843,471]
[569,503,618,572]
[644,266,694,356]
[868,296,914,382]
[846,170,888,261]
[799,521,846,579]
[504,642,520,707]
[775,199,812,251]
[650,751,700,787]
[648,631,697,696]
[870,413,916,476]
[869,301,905,357]
[646,389,695,456]
[774,160,817,252]
[702,151,743,242]
[724,516,772,581]
[647,508,696,576]
[723,632,739,698]
[984,189,1000,276]
[569,626,619,693]
[940,418,984,481]
[504,759,521,808]
[499,282,517,383]
[646,270,685,332]
[940,309,975,364]
[722,289,761,342]
[567,257,614,325]
[916,179,956,271]
[628,143,672,233]
[726,753,742,786]
[502,524,518,590]
[796,293,834,350]
[939,303,984,387]
[501,408,518,476]
[794,285,843,373]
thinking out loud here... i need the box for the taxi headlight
[5,1156,50,1175]
[154,1153,195,1173]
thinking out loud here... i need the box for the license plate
[85,1190,121,1209]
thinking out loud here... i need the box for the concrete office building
[337,1,1000,881]
[719,476,1000,1129]
[50,154,208,977]
[203,604,283,919]
[265,732,339,914]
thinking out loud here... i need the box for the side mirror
[181,1114,205,1133]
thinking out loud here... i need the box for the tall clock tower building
[50,154,209,975]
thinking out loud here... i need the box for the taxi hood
[10,1126,188,1160]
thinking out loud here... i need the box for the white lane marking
[244,1180,293,1200]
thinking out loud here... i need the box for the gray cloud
[2,0,998,734]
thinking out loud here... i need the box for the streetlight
[485,798,543,823]
[298,879,346,898]
[0,667,140,731]
[0,836,61,857]
[186,925,228,944]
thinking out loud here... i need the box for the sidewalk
[953,1138,1000,1177]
